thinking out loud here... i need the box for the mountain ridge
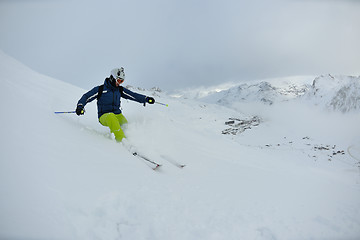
[172,74,360,113]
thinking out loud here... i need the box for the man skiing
[76,67,155,142]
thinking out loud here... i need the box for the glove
[146,97,155,104]
[76,105,85,115]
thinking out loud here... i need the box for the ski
[121,141,181,170]
[161,155,186,168]
[133,152,162,170]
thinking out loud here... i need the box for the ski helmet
[110,67,125,80]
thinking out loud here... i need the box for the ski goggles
[116,78,124,84]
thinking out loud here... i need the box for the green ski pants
[99,113,128,142]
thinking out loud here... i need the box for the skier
[76,67,155,142]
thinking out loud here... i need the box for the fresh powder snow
[0,50,359,240]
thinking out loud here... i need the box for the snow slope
[1,50,360,240]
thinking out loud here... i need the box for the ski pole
[54,111,76,114]
[156,102,169,107]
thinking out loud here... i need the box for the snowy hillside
[304,74,360,113]
[1,50,360,240]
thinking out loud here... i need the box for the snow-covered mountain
[1,50,360,240]
[178,74,360,113]
[304,74,360,113]
[200,76,311,106]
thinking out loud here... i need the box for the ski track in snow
[1,51,360,240]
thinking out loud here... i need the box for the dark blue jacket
[77,78,147,118]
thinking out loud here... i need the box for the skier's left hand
[146,97,155,104]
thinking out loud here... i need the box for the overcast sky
[1,0,359,91]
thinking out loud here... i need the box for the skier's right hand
[76,105,85,115]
